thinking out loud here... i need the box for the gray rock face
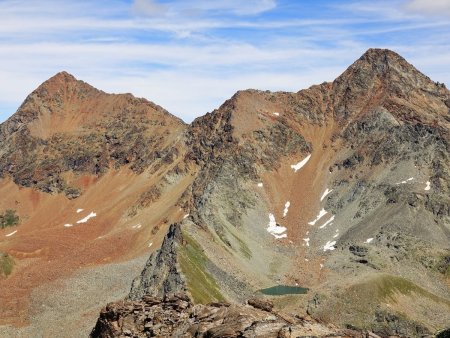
[128,224,186,300]
[373,309,430,337]
[120,48,450,337]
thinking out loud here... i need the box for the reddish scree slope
[0,73,192,326]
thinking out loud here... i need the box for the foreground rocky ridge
[91,292,371,338]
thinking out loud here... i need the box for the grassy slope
[178,232,225,304]
[321,273,450,331]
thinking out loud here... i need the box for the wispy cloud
[132,0,168,17]
[178,0,277,16]
[404,0,450,16]
[131,0,277,17]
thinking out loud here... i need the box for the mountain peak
[36,70,97,95]
[359,48,404,63]
[340,48,422,81]
[3,70,185,140]
[38,71,80,89]
[50,70,77,81]
[331,48,447,118]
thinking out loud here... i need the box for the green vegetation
[178,232,225,304]
[0,209,20,229]
[376,275,422,300]
[355,274,450,305]
[0,253,14,277]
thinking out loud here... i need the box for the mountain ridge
[0,48,449,337]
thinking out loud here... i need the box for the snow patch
[333,233,339,238]
[132,224,142,229]
[320,188,333,202]
[148,242,153,248]
[308,208,327,226]
[267,213,287,239]
[323,241,336,252]
[76,209,84,213]
[320,263,324,269]
[273,112,280,116]
[257,182,263,187]
[396,177,414,185]
[424,181,431,191]
[365,238,374,244]
[290,154,311,172]
[5,230,17,237]
[183,214,190,219]
[303,238,310,247]
[319,215,335,229]
[64,224,73,228]
[282,201,290,217]
[76,211,97,224]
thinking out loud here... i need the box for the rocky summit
[0,49,449,338]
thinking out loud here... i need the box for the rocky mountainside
[0,71,185,197]
[0,72,191,333]
[1,49,449,337]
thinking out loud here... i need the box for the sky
[0,0,449,123]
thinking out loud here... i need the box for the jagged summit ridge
[33,70,102,103]
[330,48,449,122]
[6,70,185,136]
[341,48,424,79]
[5,48,447,132]
[41,70,84,88]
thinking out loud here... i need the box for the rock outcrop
[91,292,367,338]
[128,224,186,300]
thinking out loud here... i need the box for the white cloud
[132,0,167,16]
[404,0,450,16]
[185,0,277,16]
[131,0,277,17]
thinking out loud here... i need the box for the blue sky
[0,0,449,123]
